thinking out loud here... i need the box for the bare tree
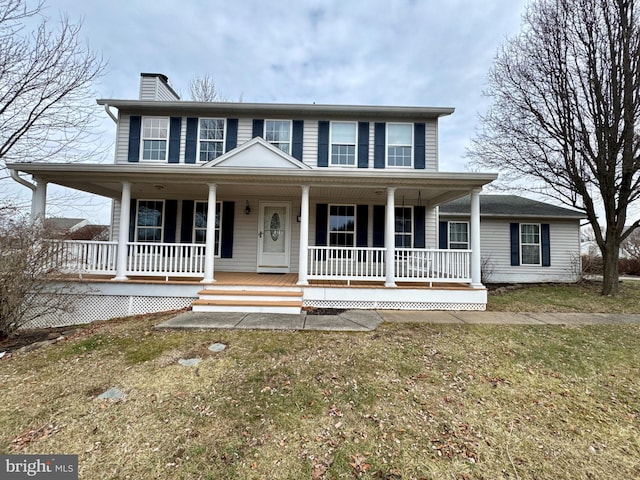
[188,74,227,102]
[0,0,106,176]
[468,0,640,295]
[0,204,78,338]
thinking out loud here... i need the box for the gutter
[9,168,36,192]
[103,103,117,123]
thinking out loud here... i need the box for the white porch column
[297,185,310,285]
[470,188,483,288]
[114,181,131,281]
[202,183,217,284]
[385,187,396,287]
[31,177,47,223]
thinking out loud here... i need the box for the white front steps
[191,287,303,314]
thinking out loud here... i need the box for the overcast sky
[11,0,528,223]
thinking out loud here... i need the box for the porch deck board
[66,272,474,290]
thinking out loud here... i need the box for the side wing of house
[438,215,582,283]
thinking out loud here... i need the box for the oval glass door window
[270,213,281,241]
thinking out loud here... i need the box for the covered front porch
[9,159,496,314]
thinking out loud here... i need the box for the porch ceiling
[7,162,497,207]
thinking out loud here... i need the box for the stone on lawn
[97,387,126,401]
[178,358,202,367]
[208,343,226,352]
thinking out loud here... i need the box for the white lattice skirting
[24,294,195,329]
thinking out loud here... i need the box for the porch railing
[395,248,471,283]
[52,240,118,274]
[50,240,206,277]
[307,246,471,283]
[125,242,205,276]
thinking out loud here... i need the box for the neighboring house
[44,218,89,237]
[440,195,585,283]
[8,72,502,325]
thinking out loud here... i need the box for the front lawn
[1,314,639,479]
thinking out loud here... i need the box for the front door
[257,202,291,273]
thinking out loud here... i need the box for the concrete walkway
[157,310,640,332]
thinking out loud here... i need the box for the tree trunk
[601,241,620,295]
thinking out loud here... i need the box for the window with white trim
[330,121,357,166]
[198,119,225,162]
[520,223,541,265]
[387,123,413,167]
[449,222,469,249]
[136,200,164,242]
[141,117,169,161]
[264,120,291,154]
[329,204,355,247]
[194,201,221,256]
[395,207,413,247]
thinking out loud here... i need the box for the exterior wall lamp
[245,200,251,215]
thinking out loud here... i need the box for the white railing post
[297,185,310,285]
[202,183,217,284]
[113,181,131,281]
[470,188,483,288]
[385,187,396,287]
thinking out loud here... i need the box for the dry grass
[1,313,639,479]
[487,279,640,313]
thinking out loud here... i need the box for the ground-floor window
[520,223,541,265]
[449,221,469,249]
[136,200,164,242]
[329,204,355,247]
[194,201,222,256]
[395,207,413,247]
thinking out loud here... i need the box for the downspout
[9,168,36,192]
[103,103,117,123]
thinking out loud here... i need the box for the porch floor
[66,271,476,290]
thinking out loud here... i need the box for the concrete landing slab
[156,311,246,330]
[233,313,305,330]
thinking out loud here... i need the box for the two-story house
[8,73,498,325]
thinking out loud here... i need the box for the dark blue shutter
[168,117,181,163]
[510,223,520,266]
[226,119,238,152]
[292,120,304,161]
[221,201,235,258]
[181,200,194,243]
[372,205,385,247]
[414,122,426,169]
[252,119,264,138]
[185,117,198,163]
[315,203,328,246]
[127,116,141,163]
[358,122,369,168]
[129,199,137,242]
[414,206,425,248]
[317,121,329,167]
[541,223,551,267]
[164,200,177,242]
[439,221,448,249]
[374,122,385,169]
[356,205,368,247]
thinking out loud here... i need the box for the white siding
[115,115,131,164]
[237,118,253,146]
[425,119,438,171]
[302,121,318,167]
[425,206,438,248]
[440,216,582,283]
[139,76,179,101]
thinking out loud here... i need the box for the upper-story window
[141,117,169,161]
[199,119,225,162]
[387,123,413,167]
[265,120,291,154]
[330,122,357,166]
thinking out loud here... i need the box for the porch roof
[7,162,497,206]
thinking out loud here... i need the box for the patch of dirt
[0,326,73,354]
[306,308,347,316]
